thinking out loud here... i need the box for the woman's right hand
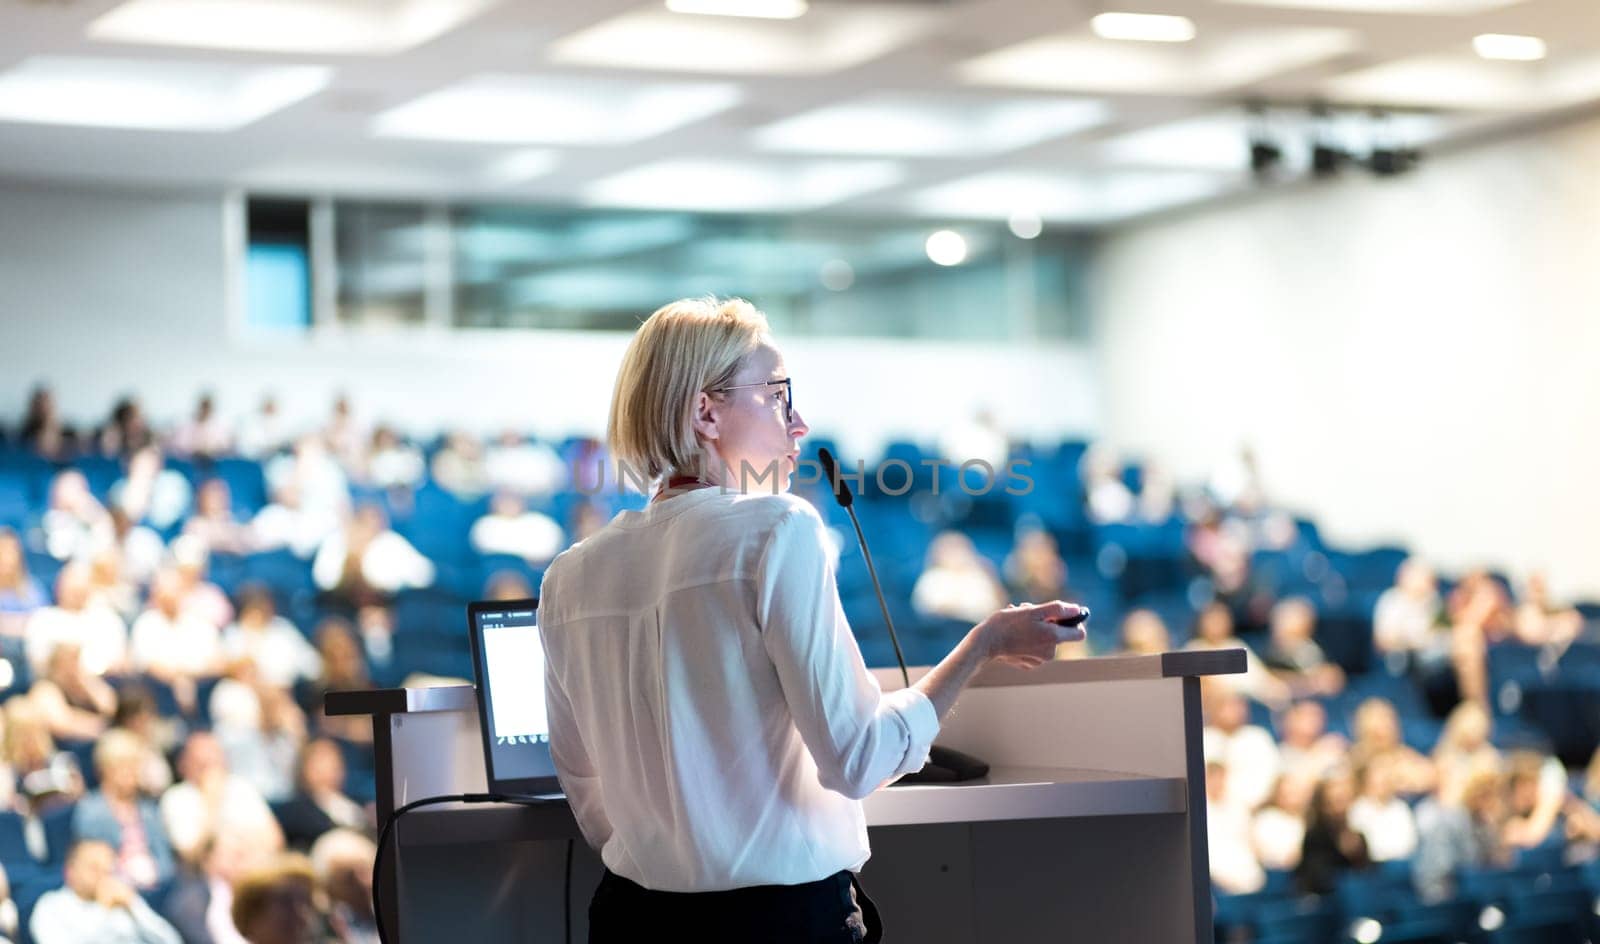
[977,602,1088,668]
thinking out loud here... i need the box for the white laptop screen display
[474,606,557,785]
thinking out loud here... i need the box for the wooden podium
[328,648,1243,943]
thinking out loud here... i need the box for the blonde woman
[539,297,1085,943]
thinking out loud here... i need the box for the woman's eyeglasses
[709,377,793,424]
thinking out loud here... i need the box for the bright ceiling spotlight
[925,230,968,266]
[1090,12,1197,43]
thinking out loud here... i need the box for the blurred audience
[73,730,176,890]
[28,839,180,944]
[468,492,563,567]
[911,531,1006,625]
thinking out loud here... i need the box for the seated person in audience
[97,397,155,459]
[310,829,377,943]
[1447,571,1514,706]
[937,408,1010,477]
[1565,746,1600,854]
[1348,754,1419,862]
[1260,597,1344,697]
[230,853,324,944]
[484,429,566,499]
[312,505,435,612]
[1500,750,1567,850]
[1185,506,1250,597]
[1276,700,1346,785]
[910,531,1007,625]
[1373,557,1446,661]
[1252,775,1311,872]
[210,673,305,804]
[25,561,128,678]
[73,730,176,891]
[1080,445,1134,525]
[1295,768,1371,895]
[236,394,290,461]
[1117,609,1170,656]
[1183,602,1290,708]
[483,571,534,603]
[251,482,339,561]
[184,480,255,557]
[104,507,166,590]
[357,426,425,492]
[30,642,115,743]
[1346,697,1435,797]
[172,538,234,630]
[130,569,223,714]
[0,528,47,638]
[28,839,181,944]
[21,384,65,457]
[110,687,176,796]
[1002,529,1067,605]
[301,621,372,746]
[1136,462,1177,524]
[1202,685,1280,811]
[160,732,284,866]
[469,492,565,567]
[221,586,321,691]
[273,739,368,852]
[87,544,142,624]
[321,394,368,474]
[1432,701,1501,806]
[1413,769,1510,904]
[41,470,112,562]
[429,431,489,500]
[110,445,192,534]
[4,696,84,813]
[1512,571,1584,647]
[160,829,264,944]
[170,393,233,461]
[264,437,350,537]
[1205,761,1265,895]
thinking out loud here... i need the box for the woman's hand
[977,602,1088,669]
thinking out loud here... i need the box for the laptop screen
[467,599,561,794]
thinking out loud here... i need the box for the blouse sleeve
[754,500,939,800]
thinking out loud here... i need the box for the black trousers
[588,868,881,944]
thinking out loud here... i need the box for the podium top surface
[326,648,1244,719]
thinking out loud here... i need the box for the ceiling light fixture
[1472,33,1547,61]
[925,230,968,266]
[1090,12,1196,43]
[664,0,808,19]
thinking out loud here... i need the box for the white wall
[0,183,1100,466]
[1094,114,1600,599]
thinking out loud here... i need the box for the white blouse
[539,488,938,892]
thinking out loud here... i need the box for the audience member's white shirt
[24,605,128,677]
[160,775,280,861]
[1251,806,1306,871]
[1208,797,1266,894]
[205,877,249,944]
[251,503,338,559]
[236,414,290,461]
[911,568,1006,625]
[221,617,322,689]
[1204,725,1281,811]
[28,886,181,944]
[484,441,567,497]
[366,447,425,490]
[312,531,434,594]
[129,610,221,677]
[470,512,565,565]
[1373,588,1442,653]
[1348,796,1419,862]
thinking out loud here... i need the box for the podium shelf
[392,766,1184,848]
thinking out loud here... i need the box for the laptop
[466,597,565,798]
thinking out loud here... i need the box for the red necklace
[653,475,714,503]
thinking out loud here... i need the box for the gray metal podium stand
[327,648,1243,943]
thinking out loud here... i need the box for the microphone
[816,447,988,784]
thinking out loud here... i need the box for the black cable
[564,836,574,944]
[372,792,567,944]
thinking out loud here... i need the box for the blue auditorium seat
[213,457,268,514]
[71,455,121,501]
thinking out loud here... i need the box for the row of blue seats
[1216,854,1600,944]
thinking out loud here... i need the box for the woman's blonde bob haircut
[608,296,770,482]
